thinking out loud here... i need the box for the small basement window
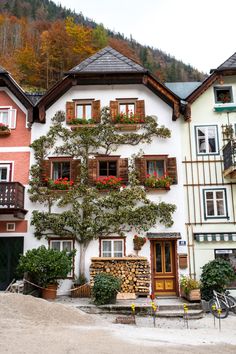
[214,86,233,104]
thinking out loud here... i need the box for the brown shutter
[167,157,178,184]
[135,158,146,184]
[110,101,118,119]
[66,102,75,122]
[88,159,98,184]
[71,160,81,183]
[136,100,145,118]
[40,160,51,183]
[119,158,128,184]
[92,100,101,123]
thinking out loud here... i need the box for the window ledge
[214,105,236,112]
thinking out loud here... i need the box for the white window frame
[49,239,74,277]
[6,223,16,231]
[203,188,228,219]
[214,86,234,105]
[0,106,17,129]
[195,125,219,155]
[0,163,11,182]
[101,239,124,258]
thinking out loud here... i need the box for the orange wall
[0,220,28,233]
[0,152,30,184]
[0,90,31,147]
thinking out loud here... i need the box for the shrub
[92,273,121,305]
[200,258,236,300]
[17,246,74,287]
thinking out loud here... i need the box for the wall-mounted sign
[179,240,186,246]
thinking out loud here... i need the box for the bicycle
[209,290,236,319]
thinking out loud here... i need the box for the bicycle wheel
[227,295,236,314]
[209,298,229,319]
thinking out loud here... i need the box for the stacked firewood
[90,257,150,295]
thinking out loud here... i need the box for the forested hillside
[0,0,206,91]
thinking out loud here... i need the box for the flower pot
[42,283,58,300]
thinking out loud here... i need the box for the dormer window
[214,87,233,104]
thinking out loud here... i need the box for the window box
[114,123,140,131]
[70,124,97,130]
[0,129,11,136]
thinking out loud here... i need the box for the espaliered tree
[29,108,176,276]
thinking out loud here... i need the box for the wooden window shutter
[9,109,17,129]
[88,159,98,184]
[40,160,51,183]
[71,160,81,182]
[136,100,145,118]
[167,157,178,184]
[135,158,146,183]
[110,101,118,118]
[119,158,128,183]
[91,100,101,123]
[66,102,75,123]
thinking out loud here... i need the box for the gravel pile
[0,293,91,325]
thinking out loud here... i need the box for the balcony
[223,139,236,178]
[0,182,27,218]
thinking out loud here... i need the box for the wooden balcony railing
[0,182,27,217]
[223,139,236,178]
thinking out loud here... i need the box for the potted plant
[17,246,74,300]
[180,275,201,301]
[92,273,121,305]
[95,176,124,191]
[44,177,74,190]
[0,123,11,136]
[133,234,146,253]
[144,173,173,190]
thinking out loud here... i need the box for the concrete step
[77,304,203,319]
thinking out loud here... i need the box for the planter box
[145,186,170,192]
[71,283,91,298]
[114,124,140,131]
[0,130,11,136]
[70,124,97,130]
[182,289,201,302]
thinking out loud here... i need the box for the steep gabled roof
[0,68,34,122]
[165,82,202,100]
[0,65,8,74]
[213,52,236,72]
[67,46,147,74]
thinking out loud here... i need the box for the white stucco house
[28,47,190,296]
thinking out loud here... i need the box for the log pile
[90,257,150,295]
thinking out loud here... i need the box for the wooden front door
[152,240,177,295]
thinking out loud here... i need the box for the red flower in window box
[0,123,10,136]
[95,176,123,190]
[46,177,74,190]
[144,174,173,190]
